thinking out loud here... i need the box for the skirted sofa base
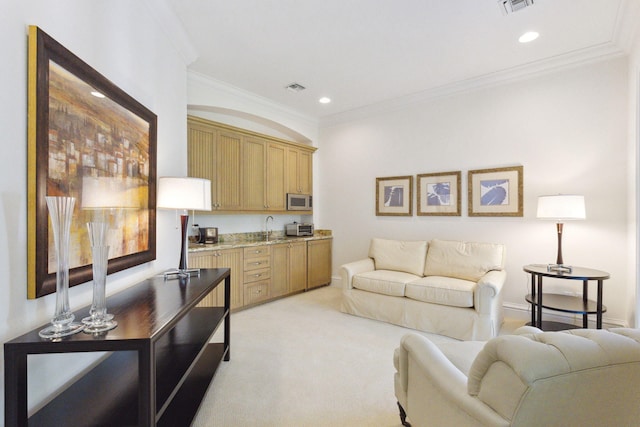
[342,286,500,341]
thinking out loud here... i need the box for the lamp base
[163,268,201,280]
[547,264,573,273]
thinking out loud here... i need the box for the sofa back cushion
[424,239,504,281]
[368,238,428,276]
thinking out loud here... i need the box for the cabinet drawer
[243,256,271,271]
[243,267,271,283]
[244,246,271,259]
[244,281,270,305]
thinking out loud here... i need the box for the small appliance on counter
[285,222,314,237]
[199,227,219,244]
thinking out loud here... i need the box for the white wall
[319,57,632,327]
[0,1,189,420]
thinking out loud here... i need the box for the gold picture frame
[468,166,523,217]
[376,176,413,216]
[27,26,157,298]
[417,171,461,216]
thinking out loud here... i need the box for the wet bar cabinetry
[4,268,231,427]
[187,116,316,214]
[189,236,332,309]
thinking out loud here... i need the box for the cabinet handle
[254,273,262,277]
[253,262,262,265]
[255,289,262,294]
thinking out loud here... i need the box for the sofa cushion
[424,239,504,281]
[405,276,475,307]
[368,238,428,276]
[352,270,420,296]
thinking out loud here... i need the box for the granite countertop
[188,229,332,252]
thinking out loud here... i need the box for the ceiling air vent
[285,82,306,92]
[498,0,534,15]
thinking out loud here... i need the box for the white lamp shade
[157,177,212,211]
[537,195,586,220]
[81,177,141,209]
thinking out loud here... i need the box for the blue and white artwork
[427,181,451,206]
[480,179,509,206]
[384,185,404,207]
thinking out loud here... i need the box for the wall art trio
[376,166,523,217]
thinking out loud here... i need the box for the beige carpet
[192,286,520,427]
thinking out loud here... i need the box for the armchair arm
[396,333,509,427]
[474,269,507,315]
[339,258,375,289]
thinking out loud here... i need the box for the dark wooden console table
[523,264,608,331]
[4,268,230,427]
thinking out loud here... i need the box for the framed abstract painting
[27,26,157,298]
[375,176,413,216]
[417,171,461,216]
[468,166,523,217]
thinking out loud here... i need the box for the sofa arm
[339,258,375,289]
[474,269,507,315]
[396,333,509,426]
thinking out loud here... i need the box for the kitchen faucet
[264,215,274,241]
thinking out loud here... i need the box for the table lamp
[536,194,586,273]
[157,177,212,278]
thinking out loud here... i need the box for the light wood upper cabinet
[216,130,243,211]
[187,123,217,209]
[242,137,266,210]
[187,120,243,211]
[266,142,287,211]
[187,116,316,214]
[287,147,313,195]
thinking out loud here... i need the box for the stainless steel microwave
[287,193,312,211]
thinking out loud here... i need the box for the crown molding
[320,41,627,128]
[142,0,198,65]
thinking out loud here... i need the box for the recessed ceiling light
[90,90,105,98]
[318,97,331,104]
[518,31,539,43]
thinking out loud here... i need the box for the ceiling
[167,0,636,121]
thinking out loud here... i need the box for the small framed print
[376,176,413,216]
[417,171,461,216]
[468,166,523,217]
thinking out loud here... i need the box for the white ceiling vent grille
[285,82,306,92]
[498,0,534,15]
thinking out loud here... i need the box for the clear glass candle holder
[39,196,85,339]
[82,222,117,333]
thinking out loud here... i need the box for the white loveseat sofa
[394,327,640,427]
[340,238,506,340]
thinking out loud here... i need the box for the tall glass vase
[39,196,84,339]
[82,222,117,333]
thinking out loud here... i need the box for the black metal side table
[523,264,609,331]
